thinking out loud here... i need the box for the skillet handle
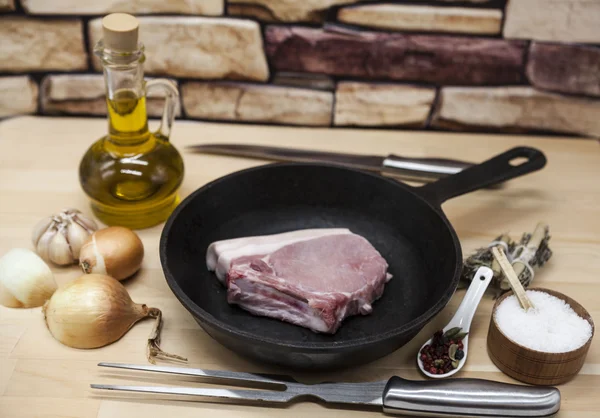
[417,147,546,205]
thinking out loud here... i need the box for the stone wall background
[1,0,599,138]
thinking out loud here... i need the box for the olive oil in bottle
[79,13,184,229]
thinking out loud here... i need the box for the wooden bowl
[487,287,594,386]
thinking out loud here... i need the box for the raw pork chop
[206,229,391,333]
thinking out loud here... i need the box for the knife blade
[186,143,473,182]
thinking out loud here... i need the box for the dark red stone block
[527,42,600,97]
[265,26,526,85]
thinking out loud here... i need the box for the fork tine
[98,363,287,387]
[90,384,293,403]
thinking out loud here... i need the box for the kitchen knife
[186,143,473,182]
[92,363,561,417]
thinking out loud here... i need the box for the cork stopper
[102,13,139,53]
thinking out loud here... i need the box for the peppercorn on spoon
[417,266,494,378]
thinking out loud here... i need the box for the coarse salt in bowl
[487,288,594,386]
[494,290,592,353]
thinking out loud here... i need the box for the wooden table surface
[0,116,599,418]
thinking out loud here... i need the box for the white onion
[0,248,57,308]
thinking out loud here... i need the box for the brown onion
[79,226,144,280]
[42,274,186,363]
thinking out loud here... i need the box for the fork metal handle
[383,376,560,417]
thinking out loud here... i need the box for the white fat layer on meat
[230,277,330,333]
[206,228,352,283]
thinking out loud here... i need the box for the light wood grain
[0,116,599,417]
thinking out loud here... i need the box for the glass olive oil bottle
[79,13,184,229]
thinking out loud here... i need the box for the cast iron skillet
[160,147,546,369]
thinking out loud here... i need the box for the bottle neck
[95,40,149,145]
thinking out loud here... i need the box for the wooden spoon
[492,246,535,311]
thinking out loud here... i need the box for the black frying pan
[160,147,546,369]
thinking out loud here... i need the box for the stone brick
[265,26,526,85]
[432,87,600,138]
[21,0,223,15]
[0,17,87,72]
[227,0,360,22]
[89,17,269,81]
[0,76,38,118]
[527,43,600,97]
[272,72,335,91]
[41,74,181,118]
[227,0,496,22]
[334,82,436,127]
[182,82,333,126]
[338,4,502,35]
[227,3,279,21]
[504,0,600,43]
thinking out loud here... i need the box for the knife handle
[382,376,560,417]
[382,154,472,182]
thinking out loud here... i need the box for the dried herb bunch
[461,223,552,293]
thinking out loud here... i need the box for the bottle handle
[145,78,179,141]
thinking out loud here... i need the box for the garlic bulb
[79,226,144,281]
[0,248,57,308]
[32,208,98,266]
[43,274,186,363]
